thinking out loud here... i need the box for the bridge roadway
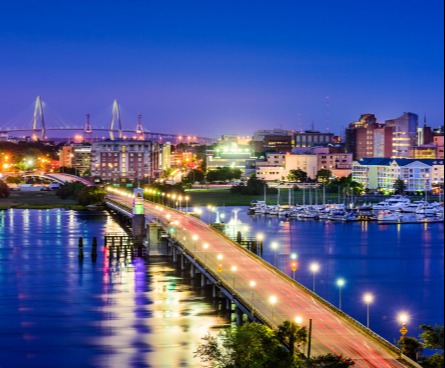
[106,194,414,368]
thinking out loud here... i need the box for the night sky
[0,0,443,137]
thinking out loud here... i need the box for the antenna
[297,113,303,132]
[325,96,331,132]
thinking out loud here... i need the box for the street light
[336,278,346,310]
[398,313,409,354]
[231,265,237,289]
[249,281,256,302]
[203,243,209,264]
[363,293,374,329]
[256,233,264,256]
[271,242,279,267]
[269,296,277,322]
[290,253,298,280]
[217,254,224,273]
[309,262,320,292]
[192,234,199,251]
[185,195,190,213]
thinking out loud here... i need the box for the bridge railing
[105,195,421,368]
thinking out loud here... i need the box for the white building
[352,158,444,192]
[255,153,287,181]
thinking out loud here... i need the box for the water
[1,208,443,366]
[0,209,227,368]
[212,207,444,344]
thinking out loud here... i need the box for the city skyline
[0,0,443,137]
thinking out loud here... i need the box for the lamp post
[203,243,209,265]
[192,234,199,252]
[269,296,277,322]
[309,262,320,293]
[217,254,224,273]
[249,281,256,302]
[231,265,237,289]
[256,233,264,257]
[290,253,298,280]
[398,313,409,356]
[185,195,190,213]
[336,278,345,310]
[363,293,374,329]
[271,242,279,267]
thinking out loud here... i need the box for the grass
[0,191,81,210]
[187,188,364,207]
[186,187,438,208]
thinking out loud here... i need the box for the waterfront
[212,206,444,344]
[0,209,228,368]
[0,207,443,367]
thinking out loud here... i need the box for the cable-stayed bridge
[0,96,213,143]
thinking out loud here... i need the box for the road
[109,194,409,368]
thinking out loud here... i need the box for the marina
[246,194,444,224]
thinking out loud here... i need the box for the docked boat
[372,195,411,211]
[377,211,403,223]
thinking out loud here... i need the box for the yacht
[372,195,411,211]
[377,211,403,223]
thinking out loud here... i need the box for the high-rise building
[345,114,382,160]
[385,112,419,158]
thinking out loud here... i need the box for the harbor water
[0,207,443,367]
[0,209,228,368]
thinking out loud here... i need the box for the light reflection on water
[0,209,227,368]
[202,206,444,343]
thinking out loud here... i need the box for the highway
[108,193,410,368]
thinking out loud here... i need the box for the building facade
[352,158,444,192]
[91,140,158,183]
[293,131,334,148]
[385,112,419,158]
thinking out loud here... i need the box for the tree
[275,320,307,358]
[195,322,305,368]
[393,177,406,195]
[419,324,444,367]
[419,324,444,352]
[310,353,355,367]
[230,176,262,195]
[183,169,205,184]
[316,169,332,183]
[288,169,308,183]
[398,336,423,361]
[422,353,444,368]
[206,167,242,183]
[0,180,10,198]
[76,186,107,206]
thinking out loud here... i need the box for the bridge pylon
[110,100,123,140]
[84,114,93,142]
[32,96,46,141]
[135,114,144,140]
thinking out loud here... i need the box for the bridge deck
[106,194,413,368]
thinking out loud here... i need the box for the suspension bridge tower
[109,100,123,140]
[135,114,144,140]
[32,96,46,141]
[84,114,93,142]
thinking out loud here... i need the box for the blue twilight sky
[0,0,443,138]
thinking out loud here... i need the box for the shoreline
[0,191,84,211]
